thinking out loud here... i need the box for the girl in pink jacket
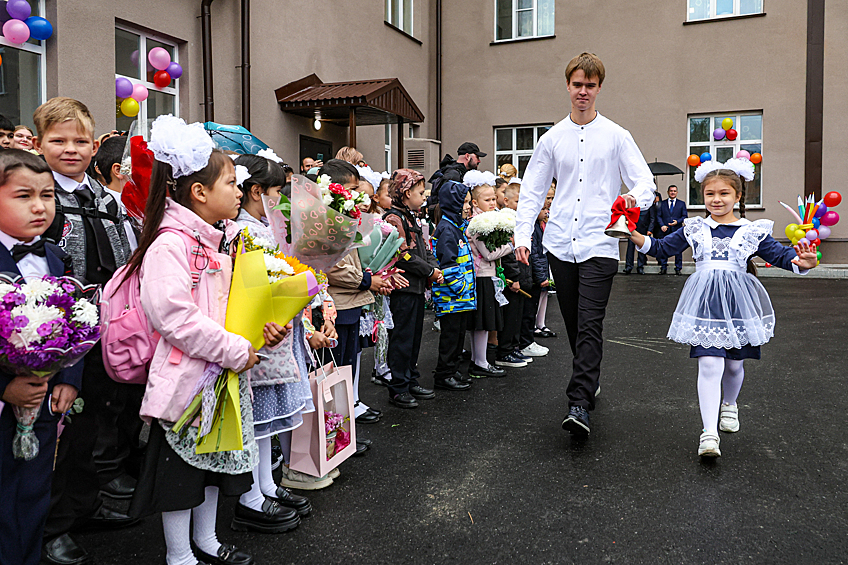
[125,117,287,565]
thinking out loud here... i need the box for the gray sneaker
[719,403,739,433]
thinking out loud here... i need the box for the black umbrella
[648,161,684,177]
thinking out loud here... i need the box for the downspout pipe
[435,0,442,141]
[240,0,250,129]
[201,0,215,122]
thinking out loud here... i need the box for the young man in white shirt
[515,52,655,436]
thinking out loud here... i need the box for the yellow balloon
[721,118,734,130]
[120,97,140,117]
[793,229,806,241]
[785,224,799,238]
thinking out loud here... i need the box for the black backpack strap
[56,203,122,225]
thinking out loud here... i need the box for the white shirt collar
[53,171,92,193]
[704,216,750,228]
[0,229,40,251]
[567,111,601,129]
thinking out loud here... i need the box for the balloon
[130,49,140,68]
[687,154,701,167]
[721,118,734,130]
[817,251,822,261]
[793,229,806,241]
[764,263,771,268]
[821,211,839,227]
[713,128,726,141]
[700,152,712,163]
[0,54,3,66]
[818,225,832,239]
[24,16,52,40]
[153,70,172,88]
[785,224,799,238]
[148,47,171,71]
[824,191,842,207]
[750,153,762,164]
[3,19,30,44]
[814,203,828,218]
[166,62,183,79]
[812,217,821,229]
[813,238,821,247]
[806,229,818,241]
[798,238,810,246]
[120,97,140,117]
[131,83,149,102]
[736,150,751,160]
[6,0,31,20]
[115,77,134,98]
[726,129,738,141]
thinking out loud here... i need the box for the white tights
[162,486,221,565]
[697,356,745,435]
[470,330,489,368]
[238,436,278,511]
[536,290,548,329]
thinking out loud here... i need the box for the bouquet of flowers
[466,209,516,252]
[0,274,100,460]
[324,410,351,460]
[358,218,404,275]
[263,174,375,273]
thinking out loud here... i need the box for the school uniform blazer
[659,198,688,233]
[0,243,84,400]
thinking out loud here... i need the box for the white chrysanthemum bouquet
[466,209,516,251]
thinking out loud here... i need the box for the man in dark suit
[657,185,687,275]
[623,193,657,274]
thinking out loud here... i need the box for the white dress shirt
[104,187,139,252]
[0,230,50,282]
[53,171,91,194]
[668,198,677,211]
[515,112,655,263]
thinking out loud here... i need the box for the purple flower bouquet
[0,274,100,460]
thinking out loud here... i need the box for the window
[495,0,554,41]
[384,124,392,173]
[687,113,763,207]
[0,0,46,129]
[687,0,763,21]
[494,125,552,178]
[114,26,179,133]
[386,0,413,36]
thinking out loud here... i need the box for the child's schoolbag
[100,228,206,384]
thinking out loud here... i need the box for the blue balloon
[25,16,53,41]
[812,217,821,229]
[700,152,712,162]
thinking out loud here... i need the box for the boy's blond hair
[33,97,95,139]
[565,52,605,85]
[504,183,521,200]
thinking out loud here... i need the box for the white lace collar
[704,216,750,229]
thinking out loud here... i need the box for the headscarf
[389,168,425,208]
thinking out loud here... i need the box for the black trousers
[519,285,542,350]
[547,255,618,411]
[658,228,683,270]
[434,310,469,381]
[624,240,648,270]
[387,292,425,396]
[496,291,524,358]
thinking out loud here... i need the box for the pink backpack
[100,228,206,384]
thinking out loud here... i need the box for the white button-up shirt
[53,171,91,194]
[0,230,50,282]
[515,112,655,263]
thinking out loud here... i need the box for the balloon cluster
[2,0,53,46]
[115,48,183,117]
[686,118,762,168]
[780,191,842,266]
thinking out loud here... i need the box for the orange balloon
[687,154,701,167]
[0,54,3,66]
[750,152,762,164]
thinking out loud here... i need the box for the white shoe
[520,342,549,357]
[329,467,341,479]
[698,431,721,457]
[279,464,334,490]
[719,403,739,433]
[594,383,600,398]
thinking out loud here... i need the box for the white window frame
[686,0,764,22]
[0,0,48,119]
[114,24,179,130]
[686,112,764,209]
[494,0,555,42]
[384,124,392,173]
[385,0,414,36]
[494,124,553,178]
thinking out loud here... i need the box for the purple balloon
[805,229,818,241]
[713,128,726,141]
[166,62,183,79]
[814,203,828,218]
[821,211,840,227]
[115,77,134,98]
[798,238,810,246]
[6,0,31,21]
[818,225,832,240]
[130,49,139,68]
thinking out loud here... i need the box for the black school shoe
[561,406,591,436]
[231,500,300,533]
[195,543,254,565]
[409,385,435,400]
[267,486,312,516]
[468,363,506,378]
[434,376,471,391]
[389,392,419,409]
[42,534,90,565]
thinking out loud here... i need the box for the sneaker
[521,342,549,357]
[561,406,591,435]
[698,431,721,457]
[433,319,441,332]
[329,468,340,480]
[494,353,528,368]
[279,465,333,491]
[513,350,533,363]
[468,363,506,378]
[719,403,739,433]
[594,383,601,398]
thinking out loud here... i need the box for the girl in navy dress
[628,159,817,458]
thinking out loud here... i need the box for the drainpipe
[435,0,442,141]
[240,0,251,130]
[201,0,215,122]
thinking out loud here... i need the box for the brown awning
[274,74,424,126]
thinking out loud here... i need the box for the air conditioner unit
[405,138,441,176]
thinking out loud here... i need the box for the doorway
[299,135,333,172]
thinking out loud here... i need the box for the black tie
[74,186,118,274]
[11,239,47,262]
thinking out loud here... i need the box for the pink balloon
[805,229,818,241]
[821,211,840,227]
[3,19,30,44]
[736,150,751,160]
[818,225,832,240]
[148,47,171,71]
[131,83,149,102]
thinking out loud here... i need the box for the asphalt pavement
[76,275,848,565]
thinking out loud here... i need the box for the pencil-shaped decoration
[798,195,805,221]
[810,199,823,222]
[778,201,803,223]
